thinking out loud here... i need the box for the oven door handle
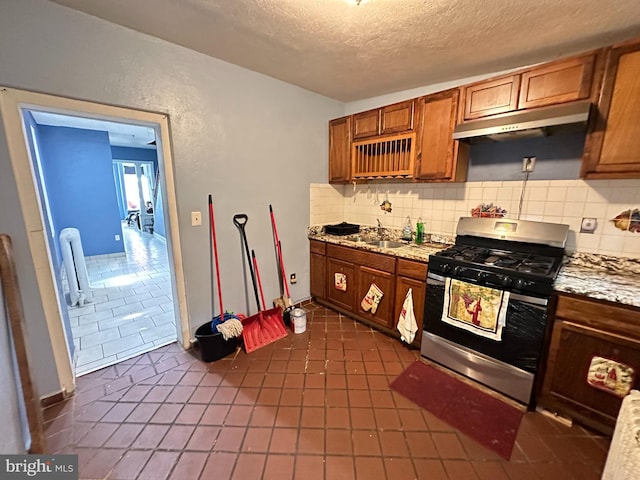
[427,272,446,283]
[509,293,548,308]
[427,272,548,307]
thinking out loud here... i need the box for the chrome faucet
[377,218,384,238]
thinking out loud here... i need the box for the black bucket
[194,322,237,362]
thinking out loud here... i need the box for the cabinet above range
[460,53,600,121]
[328,35,640,184]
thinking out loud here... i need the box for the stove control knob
[500,276,512,287]
[476,271,488,282]
[441,264,451,273]
[515,279,531,290]
[452,266,463,275]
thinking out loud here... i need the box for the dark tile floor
[43,302,610,479]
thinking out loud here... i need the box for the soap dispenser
[402,216,412,241]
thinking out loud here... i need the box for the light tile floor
[68,224,176,376]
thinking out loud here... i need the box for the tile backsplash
[310,179,640,258]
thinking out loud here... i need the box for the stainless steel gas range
[421,217,569,407]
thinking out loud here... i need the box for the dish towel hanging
[397,288,418,344]
[361,283,383,314]
[441,278,510,341]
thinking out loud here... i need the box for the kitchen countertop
[308,226,451,263]
[554,253,640,309]
[309,227,640,310]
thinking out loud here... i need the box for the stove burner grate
[432,244,561,283]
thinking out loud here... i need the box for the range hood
[452,101,592,143]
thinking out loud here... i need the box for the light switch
[191,211,202,226]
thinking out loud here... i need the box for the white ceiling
[49,0,640,102]
[29,111,157,148]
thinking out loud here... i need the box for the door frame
[0,86,191,394]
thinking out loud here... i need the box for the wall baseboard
[40,390,66,408]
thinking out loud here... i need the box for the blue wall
[467,132,584,181]
[38,126,124,256]
[111,146,157,165]
[21,113,74,357]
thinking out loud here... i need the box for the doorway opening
[0,87,190,393]
[24,110,178,376]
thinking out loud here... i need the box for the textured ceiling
[49,0,640,101]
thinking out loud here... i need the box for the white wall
[311,179,640,258]
[0,282,28,453]
[0,0,343,396]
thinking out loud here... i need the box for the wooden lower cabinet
[310,253,325,299]
[393,259,428,346]
[356,266,395,329]
[310,240,428,345]
[539,293,640,434]
[326,257,355,312]
[309,240,326,300]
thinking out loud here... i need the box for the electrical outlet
[522,156,536,172]
[115,234,120,241]
[580,217,597,233]
[191,211,202,226]
[290,273,297,284]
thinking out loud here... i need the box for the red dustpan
[241,250,288,353]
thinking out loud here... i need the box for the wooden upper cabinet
[462,52,599,121]
[519,54,596,109]
[582,40,640,178]
[353,100,414,140]
[328,116,351,184]
[463,75,520,120]
[414,89,469,182]
[352,109,380,140]
[381,100,414,135]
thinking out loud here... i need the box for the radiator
[59,228,92,307]
[602,389,640,480]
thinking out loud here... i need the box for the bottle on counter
[416,217,424,244]
[402,216,412,241]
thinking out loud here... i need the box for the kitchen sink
[346,234,377,243]
[366,240,406,249]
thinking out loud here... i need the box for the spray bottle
[402,216,412,241]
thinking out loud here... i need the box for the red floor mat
[390,360,524,460]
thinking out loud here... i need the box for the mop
[215,316,243,340]
[208,194,244,340]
